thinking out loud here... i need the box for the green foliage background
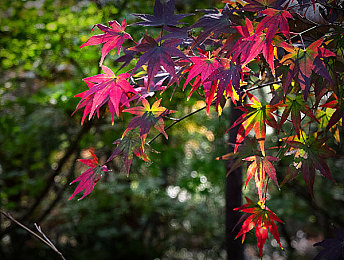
[0,0,343,259]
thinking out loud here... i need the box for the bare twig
[245,80,282,92]
[0,209,66,260]
[148,102,213,145]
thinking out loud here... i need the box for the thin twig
[245,80,282,92]
[290,25,320,40]
[0,209,66,260]
[148,103,213,145]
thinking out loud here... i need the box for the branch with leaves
[67,0,343,257]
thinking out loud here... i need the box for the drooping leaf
[234,197,284,257]
[279,93,319,138]
[279,39,335,96]
[314,227,344,260]
[69,149,109,200]
[132,0,192,27]
[243,155,280,199]
[74,66,137,124]
[283,135,336,196]
[80,16,132,66]
[129,35,187,90]
[228,93,278,155]
[122,99,176,145]
[107,130,150,175]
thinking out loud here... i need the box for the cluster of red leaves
[69,0,343,257]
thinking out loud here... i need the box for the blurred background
[0,0,343,259]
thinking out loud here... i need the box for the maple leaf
[256,8,293,46]
[279,39,335,96]
[181,50,222,110]
[314,227,344,260]
[279,93,319,138]
[122,99,176,146]
[129,35,188,90]
[69,149,109,200]
[228,93,279,156]
[107,130,150,175]
[80,16,132,66]
[234,197,284,257]
[283,136,336,197]
[243,155,280,199]
[231,17,275,73]
[132,0,192,27]
[74,66,137,124]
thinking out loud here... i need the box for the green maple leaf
[280,93,319,138]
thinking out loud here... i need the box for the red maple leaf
[80,16,132,66]
[256,8,292,46]
[234,197,284,257]
[69,149,109,201]
[74,66,137,124]
[122,99,176,146]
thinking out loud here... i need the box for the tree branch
[148,103,211,145]
[245,80,282,92]
[0,209,66,260]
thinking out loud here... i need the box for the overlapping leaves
[74,66,137,124]
[279,39,335,96]
[283,135,336,196]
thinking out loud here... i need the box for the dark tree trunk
[226,101,244,260]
